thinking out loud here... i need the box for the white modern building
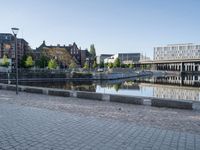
[104,53,150,64]
[154,43,200,61]
[96,54,114,64]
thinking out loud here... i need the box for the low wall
[0,83,199,110]
[110,95,143,105]
[151,98,193,110]
[48,90,70,97]
[93,71,153,80]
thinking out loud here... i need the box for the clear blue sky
[1,0,200,58]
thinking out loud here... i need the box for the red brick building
[0,33,30,67]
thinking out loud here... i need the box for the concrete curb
[151,98,193,110]
[77,91,102,101]
[23,87,44,94]
[48,90,70,97]
[0,83,199,110]
[110,95,143,105]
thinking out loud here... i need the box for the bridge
[140,59,200,72]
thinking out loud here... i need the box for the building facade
[34,41,92,68]
[96,54,113,64]
[104,53,144,64]
[154,43,200,61]
[153,43,200,72]
[0,33,29,68]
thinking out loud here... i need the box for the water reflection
[18,75,200,101]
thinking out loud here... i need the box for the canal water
[19,74,200,101]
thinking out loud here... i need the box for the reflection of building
[139,83,200,101]
[152,84,199,101]
[104,53,150,64]
[34,41,92,67]
[154,75,200,86]
[0,33,29,67]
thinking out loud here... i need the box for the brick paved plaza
[0,90,200,150]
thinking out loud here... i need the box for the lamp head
[11,28,19,36]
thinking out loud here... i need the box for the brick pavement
[0,90,200,150]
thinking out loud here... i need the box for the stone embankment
[0,70,153,82]
[93,70,153,80]
[0,83,199,110]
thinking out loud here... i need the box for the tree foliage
[83,62,89,69]
[25,56,34,68]
[113,83,121,92]
[35,55,49,68]
[92,60,98,69]
[129,63,134,69]
[108,62,113,68]
[89,44,96,59]
[48,59,58,69]
[99,62,104,68]
[69,61,77,69]
[0,55,9,67]
[113,58,121,68]
[42,47,76,67]
[20,55,27,68]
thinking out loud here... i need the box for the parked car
[97,68,104,72]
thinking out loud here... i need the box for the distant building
[153,43,200,72]
[0,33,29,67]
[154,43,200,61]
[34,41,92,67]
[104,53,147,64]
[96,54,114,64]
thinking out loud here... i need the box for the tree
[104,63,108,68]
[20,55,27,68]
[48,59,58,69]
[83,62,89,69]
[99,61,104,68]
[113,83,121,92]
[89,44,96,59]
[113,58,121,68]
[108,62,113,68]
[129,63,134,69]
[42,47,76,67]
[92,60,98,69]
[0,55,9,67]
[69,61,77,69]
[25,56,34,68]
[35,55,49,68]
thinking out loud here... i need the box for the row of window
[155,45,200,52]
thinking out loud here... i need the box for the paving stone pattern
[0,90,200,149]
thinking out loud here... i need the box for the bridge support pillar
[180,62,184,72]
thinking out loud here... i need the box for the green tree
[25,56,34,68]
[35,55,49,68]
[108,62,113,68]
[83,62,89,69]
[89,44,96,59]
[104,63,108,68]
[99,61,104,68]
[92,60,98,69]
[1,55,9,67]
[69,61,77,69]
[113,83,121,92]
[48,59,58,69]
[20,55,27,68]
[129,63,134,69]
[113,58,121,68]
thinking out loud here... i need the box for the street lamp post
[11,28,19,95]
